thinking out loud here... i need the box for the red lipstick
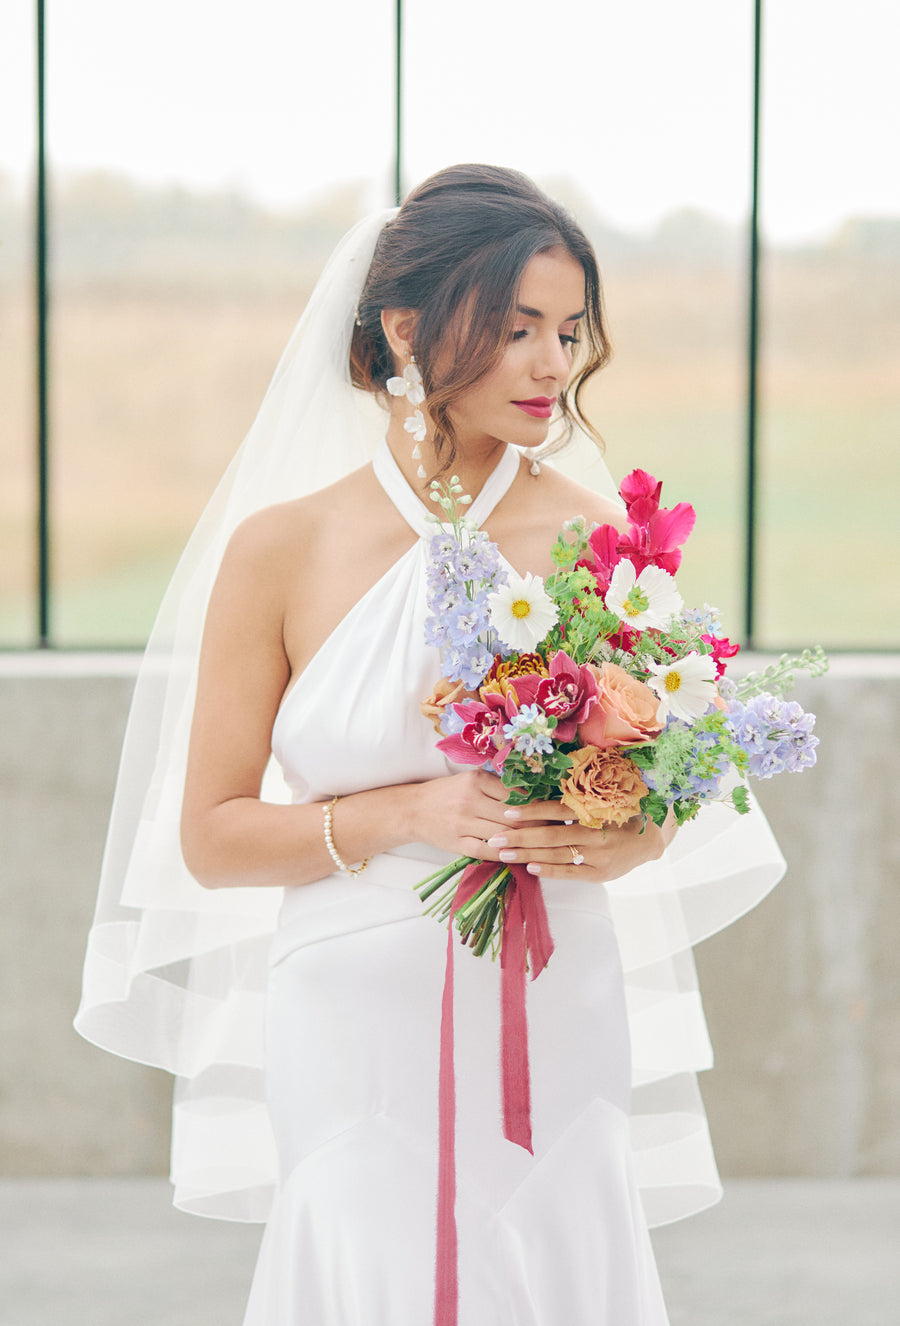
[512,396,556,419]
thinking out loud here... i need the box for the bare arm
[180,513,527,889]
[181,490,672,892]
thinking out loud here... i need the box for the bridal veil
[74,203,785,1224]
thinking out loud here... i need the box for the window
[4,1,898,649]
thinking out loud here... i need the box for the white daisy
[487,572,558,652]
[645,651,717,722]
[605,560,683,630]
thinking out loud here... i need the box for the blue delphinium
[725,695,818,778]
[424,524,508,689]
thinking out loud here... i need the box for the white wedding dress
[73,425,785,1323]
[72,207,788,1324]
[239,439,784,1326]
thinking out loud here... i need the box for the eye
[511,329,528,341]
[559,334,580,347]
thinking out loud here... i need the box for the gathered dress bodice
[271,438,521,804]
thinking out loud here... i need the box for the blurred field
[1,178,898,649]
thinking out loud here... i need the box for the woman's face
[447,245,586,452]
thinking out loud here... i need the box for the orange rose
[578,662,664,748]
[420,678,479,734]
[559,745,648,829]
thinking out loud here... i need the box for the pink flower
[616,500,695,576]
[436,698,511,771]
[701,633,741,678]
[585,527,620,596]
[606,624,642,655]
[531,651,598,742]
[619,469,662,511]
[585,469,696,588]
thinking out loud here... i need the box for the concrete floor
[2,1178,898,1326]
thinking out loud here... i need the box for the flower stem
[416,855,475,902]
[453,867,509,926]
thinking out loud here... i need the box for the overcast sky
[2,0,898,241]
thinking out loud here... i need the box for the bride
[76,164,785,1325]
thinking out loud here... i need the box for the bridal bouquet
[417,467,826,958]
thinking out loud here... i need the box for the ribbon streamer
[433,863,554,1326]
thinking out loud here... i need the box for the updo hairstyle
[349,164,611,466]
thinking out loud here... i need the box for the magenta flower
[587,468,696,586]
[436,697,511,771]
[616,500,695,576]
[585,526,620,596]
[619,469,662,510]
[701,632,741,678]
[533,651,599,742]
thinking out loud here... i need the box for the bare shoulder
[543,466,625,527]
[534,463,626,532]
[220,464,379,580]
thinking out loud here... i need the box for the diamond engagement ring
[568,846,585,866]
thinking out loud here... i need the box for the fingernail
[486,835,508,848]
[499,850,517,862]
[504,809,522,820]
[526,863,543,875]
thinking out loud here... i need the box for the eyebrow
[516,303,585,322]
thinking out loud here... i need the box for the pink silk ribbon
[433,862,555,1326]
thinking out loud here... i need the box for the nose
[533,331,572,385]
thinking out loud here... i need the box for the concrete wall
[1,653,897,1179]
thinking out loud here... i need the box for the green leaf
[731,784,751,814]
[640,790,670,827]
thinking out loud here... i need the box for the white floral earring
[386,356,427,478]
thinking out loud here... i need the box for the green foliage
[630,710,749,803]
[640,789,671,828]
[425,475,473,537]
[544,567,622,663]
[501,746,574,805]
[735,646,829,700]
[550,516,596,571]
[729,785,751,815]
[673,798,703,825]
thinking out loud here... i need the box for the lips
[512,397,556,419]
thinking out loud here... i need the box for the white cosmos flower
[488,572,558,652]
[645,651,717,722]
[605,560,683,630]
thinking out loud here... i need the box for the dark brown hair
[349,164,611,467]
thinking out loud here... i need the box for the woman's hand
[480,798,673,885]
[406,770,531,860]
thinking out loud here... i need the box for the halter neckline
[372,439,521,539]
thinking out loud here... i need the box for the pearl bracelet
[322,795,370,878]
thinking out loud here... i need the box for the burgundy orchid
[495,653,598,743]
[534,652,599,742]
[436,698,511,772]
